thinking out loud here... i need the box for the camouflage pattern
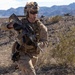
[0,1,48,74]
[1,18,48,75]
[18,20,47,75]
[24,2,39,16]
[17,18,48,52]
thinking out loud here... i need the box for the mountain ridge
[0,2,75,17]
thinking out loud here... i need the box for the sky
[0,0,75,10]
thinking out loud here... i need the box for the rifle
[9,13,43,51]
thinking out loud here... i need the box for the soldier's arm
[37,20,48,49]
[1,22,14,31]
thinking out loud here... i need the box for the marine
[1,2,48,75]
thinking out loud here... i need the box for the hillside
[0,15,75,75]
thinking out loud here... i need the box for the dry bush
[37,26,75,68]
[51,26,75,65]
[50,15,62,24]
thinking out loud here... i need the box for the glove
[38,42,45,48]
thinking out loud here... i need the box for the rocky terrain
[0,15,75,75]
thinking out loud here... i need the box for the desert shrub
[51,26,75,65]
[37,26,75,68]
[50,15,62,24]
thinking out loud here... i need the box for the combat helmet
[24,2,39,16]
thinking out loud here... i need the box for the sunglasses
[30,11,38,14]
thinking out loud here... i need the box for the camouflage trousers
[17,52,38,75]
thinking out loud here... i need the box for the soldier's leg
[17,55,36,75]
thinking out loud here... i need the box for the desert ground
[0,16,75,75]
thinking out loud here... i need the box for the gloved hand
[38,42,45,48]
[7,22,14,29]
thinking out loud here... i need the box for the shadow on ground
[0,64,18,74]
[36,64,75,75]
[0,64,75,75]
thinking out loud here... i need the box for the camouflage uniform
[12,18,48,75]
[1,2,48,75]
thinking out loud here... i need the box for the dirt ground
[0,17,75,75]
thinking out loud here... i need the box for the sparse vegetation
[50,15,62,24]
[37,26,75,67]
[51,26,75,65]
[1,16,75,75]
